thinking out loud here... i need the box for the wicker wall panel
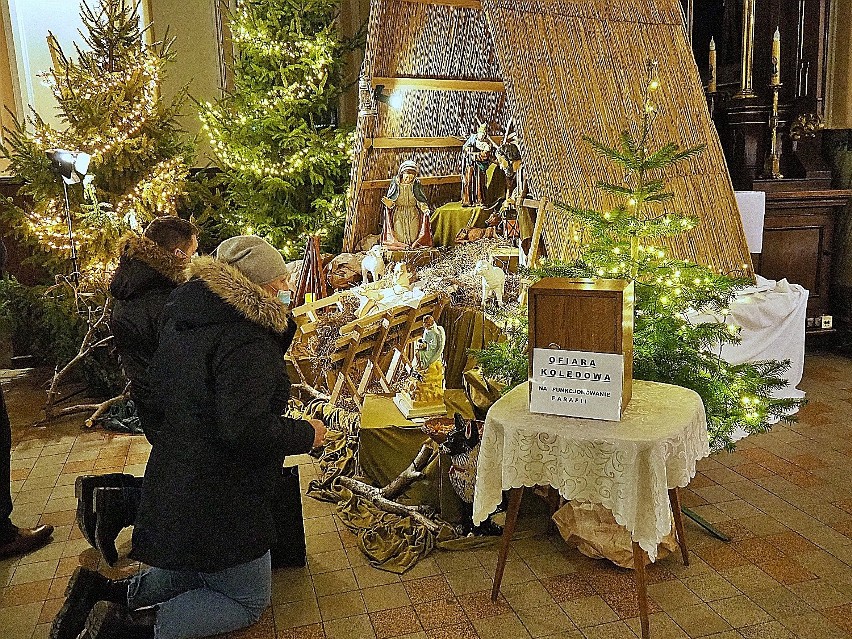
[345,0,511,250]
[372,1,502,80]
[489,0,680,24]
[482,0,752,274]
[374,91,509,138]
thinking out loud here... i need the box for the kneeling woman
[59,236,325,639]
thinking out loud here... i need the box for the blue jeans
[127,551,271,639]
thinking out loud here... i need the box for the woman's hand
[308,418,327,448]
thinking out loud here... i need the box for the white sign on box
[529,348,624,421]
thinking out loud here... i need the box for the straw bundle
[481,0,752,274]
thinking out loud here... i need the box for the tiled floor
[2,352,852,639]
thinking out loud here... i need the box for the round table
[472,380,709,638]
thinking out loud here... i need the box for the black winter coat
[130,257,315,573]
[109,235,185,415]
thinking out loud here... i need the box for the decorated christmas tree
[1,0,191,274]
[199,0,351,258]
[475,62,803,450]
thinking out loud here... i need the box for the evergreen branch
[596,182,635,197]
[582,135,637,170]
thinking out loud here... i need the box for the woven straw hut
[344,0,753,276]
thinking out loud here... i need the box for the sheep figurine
[361,244,386,284]
[473,258,506,309]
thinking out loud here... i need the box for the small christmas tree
[199,0,352,258]
[1,0,192,274]
[475,62,803,450]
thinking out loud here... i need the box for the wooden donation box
[528,279,634,421]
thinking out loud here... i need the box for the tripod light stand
[46,149,91,284]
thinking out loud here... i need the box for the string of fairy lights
[199,22,343,182]
[581,66,765,426]
[198,2,352,254]
[23,37,186,265]
[34,54,161,161]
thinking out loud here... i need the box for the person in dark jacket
[62,236,325,639]
[73,218,198,569]
[0,236,54,558]
[110,217,198,419]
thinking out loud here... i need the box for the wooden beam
[367,136,462,149]
[365,136,504,149]
[372,77,504,92]
[398,0,481,8]
[361,175,462,190]
[521,197,557,211]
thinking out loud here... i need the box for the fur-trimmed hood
[186,256,290,334]
[110,234,186,302]
[118,233,186,284]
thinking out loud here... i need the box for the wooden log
[337,443,443,534]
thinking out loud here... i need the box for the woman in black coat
[62,236,324,639]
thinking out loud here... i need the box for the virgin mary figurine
[381,160,433,250]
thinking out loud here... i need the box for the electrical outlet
[821,315,833,329]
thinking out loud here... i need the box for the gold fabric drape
[439,306,500,389]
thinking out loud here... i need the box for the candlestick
[708,37,717,93]
[764,81,783,179]
[771,27,781,85]
[734,0,758,99]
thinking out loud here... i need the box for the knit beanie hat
[214,236,287,285]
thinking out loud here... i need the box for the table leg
[669,487,689,566]
[632,541,650,639]
[491,487,524,602]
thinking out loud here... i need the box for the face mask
[277,290,291,306]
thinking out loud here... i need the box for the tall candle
[709,37,717,92]
[771,27,781,85]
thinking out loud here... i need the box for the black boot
[80,601,155,639]
[94,485,141,566]
[75,474,136,548]
[49,567,131,639]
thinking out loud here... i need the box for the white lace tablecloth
[472,380,709,561]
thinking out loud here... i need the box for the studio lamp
[372,84,404,110]
[46,149,92,283]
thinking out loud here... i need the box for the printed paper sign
[529,348,624,421]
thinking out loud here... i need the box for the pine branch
[583,135,638,171]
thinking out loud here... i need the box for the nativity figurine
[461,123,496,207]
[495,139,526,242]
[381,160,433,250]
[394,314,447,418]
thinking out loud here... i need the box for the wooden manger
[289,290,448,408]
